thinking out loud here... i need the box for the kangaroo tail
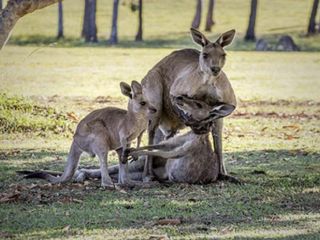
[19,141,82,184]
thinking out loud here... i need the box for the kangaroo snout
[148,107,157,114]
[211,66,221,75]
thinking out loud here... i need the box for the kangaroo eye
[140,101,146,106]
[202,53,208,59]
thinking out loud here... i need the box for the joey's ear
[190,28,210,47]
[216,29,236,48]
[120,82,132,98]
[210,103,235,119]
[130,80,142,97]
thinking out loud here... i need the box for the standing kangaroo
[22,81,150,188]
[141,28,237,181]
[72,96,235,184]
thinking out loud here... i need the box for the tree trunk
[244,0,258,41]
[82,0,97,42]
[135,0,143,41]
[191,0,202,29]
[0,0,2,10]
[109,0,119,44]
[81,0,89,38]
[57,0,63,39]
[307,0,319,34]
[205,0,215,32]
[0,0,60,49]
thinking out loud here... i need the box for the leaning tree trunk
[109,0,119,44]
[205,0,215,32]
[0,0,60,49]
[307,0,319,34]
[245,0,258,41]
[191,0,202,29]
[57,0,63,39]
[135,0,143,41]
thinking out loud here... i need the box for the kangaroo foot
[218,173,243,185]
[143,174,156,183]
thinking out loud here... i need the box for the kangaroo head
[190,28,235,77]
[173,96,235,122]
[120,81,148,115]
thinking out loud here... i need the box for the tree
[307,0,319,34]
[57,0,64,39]
[81,0,97,42]
[135,0,143,41]
[109,0,119,44]
[245,0,258,41]
[205,0,215,32]
[191,0,202,29]
[0,0,3,10]
[0,0,60,49]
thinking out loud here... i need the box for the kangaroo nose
[148,107,157,114]
[211,66,221,74]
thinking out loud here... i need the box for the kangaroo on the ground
[140,28,237,182]
[20,81,150,188]
[72,96,235,184]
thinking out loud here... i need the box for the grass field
[1,0,320,239]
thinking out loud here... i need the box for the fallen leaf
[67,112,79,122]
[156,219,181,226]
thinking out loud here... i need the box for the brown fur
[141,29,237,181]
[23,81,150,188]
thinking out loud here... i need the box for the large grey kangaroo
[141,28,237,182]
[21,81,150,188]
[73,96,235,184]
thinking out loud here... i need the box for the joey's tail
[23,141,82,183]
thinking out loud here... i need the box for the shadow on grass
[0,148,319,238]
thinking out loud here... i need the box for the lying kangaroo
[141,28,237,181]
[22,81,150,188]
[72,96,235,184]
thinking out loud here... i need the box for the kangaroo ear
[190,28,210,47]
[210,103,235,119]
[120,82,132,99]
[216,29,236,48]
[131,80,142,97]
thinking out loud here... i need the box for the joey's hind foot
[143,175,156,183]
[218,173,243,185]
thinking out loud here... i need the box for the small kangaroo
[141,28,237,181]
[22,81,150,188]
[73,96,235,184]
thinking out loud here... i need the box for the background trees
[57,0,64,39]
[135,0,143,41]
[82,0,98,43]
[191,0,202,29]
[109,0,119,44]
[307,0,319,34]
[245,0,258,41]
[205,0,215,32]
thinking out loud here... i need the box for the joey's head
[120,81,149,115]
[190,28,236,77]
[173,95,235,134]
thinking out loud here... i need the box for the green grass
[3,0,320,51]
